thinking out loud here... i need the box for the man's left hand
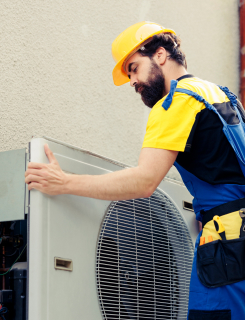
[25,144,67,195]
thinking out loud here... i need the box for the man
[25,22,245,319]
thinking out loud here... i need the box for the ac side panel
[29,194,109,320]
[46,195,109,320]
[0,148,26,221]
[28,190,49,319]
[28,138,50,319]
[28,138,112,320]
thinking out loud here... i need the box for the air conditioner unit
[0,137,199,320]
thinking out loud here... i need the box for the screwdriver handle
[213,215,225,234]
[199,236,205,246]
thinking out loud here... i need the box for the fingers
[28,182,39,191]
[25,173,44,184]
[44,144,57,164]
[26,175,49,194]
[28,182,47,193]
[25,168,45,178]
[27,162,45,170]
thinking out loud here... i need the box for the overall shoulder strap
[218,85,243,123]
[162,80,245,126]
[161,80,227,125]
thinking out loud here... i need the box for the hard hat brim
[112,28,176,86]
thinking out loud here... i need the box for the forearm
[64,167,155,200]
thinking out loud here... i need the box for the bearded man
[25,22,245,319]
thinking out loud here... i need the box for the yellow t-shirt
[142,76,229,152]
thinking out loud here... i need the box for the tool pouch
[197,237,245,287]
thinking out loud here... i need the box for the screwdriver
[213,215,226,240]
[199,235,213,246]
[199,236,205,246]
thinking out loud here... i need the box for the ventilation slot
[183,201,194,212]
[54,257,73,271]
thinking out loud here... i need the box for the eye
[133,67,137,73]
[128,74,131,80]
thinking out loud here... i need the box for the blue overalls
[162,80,245,320]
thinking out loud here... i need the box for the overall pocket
[197,237,245,287]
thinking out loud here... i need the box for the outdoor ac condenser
[0,137,199,320]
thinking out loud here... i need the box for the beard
[135,61,165,108]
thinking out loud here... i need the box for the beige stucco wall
[0,0,240,170]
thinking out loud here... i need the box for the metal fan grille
[96,190,194,320]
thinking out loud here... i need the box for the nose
[130,75,138,87]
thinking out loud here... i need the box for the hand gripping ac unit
[0,137,199,320]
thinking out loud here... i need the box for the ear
[153,47,167,66]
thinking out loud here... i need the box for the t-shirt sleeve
[142,93,203,152]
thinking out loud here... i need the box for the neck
[164,65,188,95]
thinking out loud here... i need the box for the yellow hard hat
[112,21,176,86]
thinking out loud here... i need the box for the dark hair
[138,33,187,69]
